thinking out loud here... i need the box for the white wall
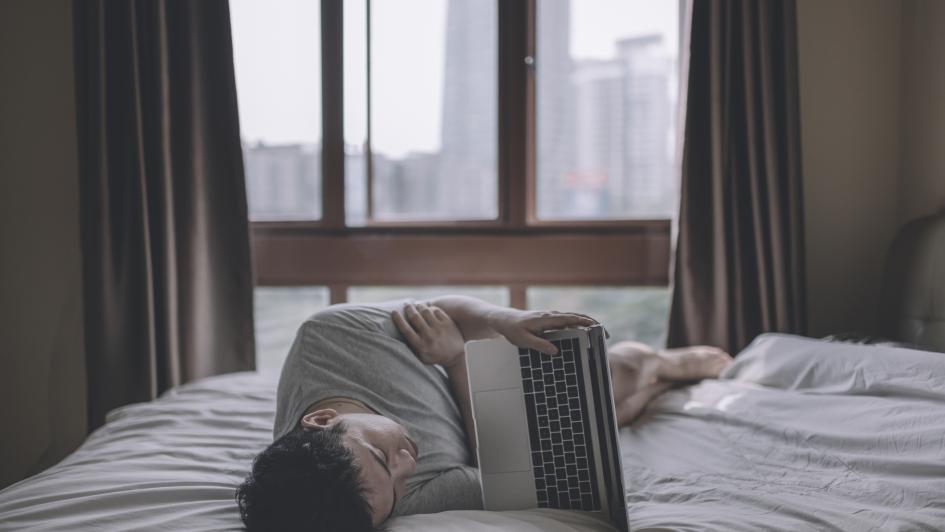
[0,0,86,488]
[798,0,904,337]
[899,0,945,224]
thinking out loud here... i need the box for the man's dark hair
[236,423,379,532]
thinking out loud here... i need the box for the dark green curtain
[74,0,255,429]
[667,0,806,354]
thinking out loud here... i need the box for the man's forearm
[426,295,507,342]
[444,356,478,467]
[424,296,510,466]
[415,296,595,465]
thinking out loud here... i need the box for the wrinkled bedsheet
[0,371,605,531]
[0,334,942,530]
[622,334,945,531]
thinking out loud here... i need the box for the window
[527,286,671,347]
[346,0,499,223]
[232,1,679,368]
[231,0,322,221]
[349,286,508,307]
[536,0,679,219]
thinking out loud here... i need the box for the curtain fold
[667,0,806,354]
[74,0,255,429]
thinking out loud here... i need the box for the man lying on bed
[236,296,731,531]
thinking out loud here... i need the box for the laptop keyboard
[519,337,601,511]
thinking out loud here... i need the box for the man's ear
[301,408,339,429]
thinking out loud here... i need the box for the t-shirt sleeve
[395,466,483,516]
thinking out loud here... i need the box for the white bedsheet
[0,334,942,531]
[622,334,945,531]
[0,371,604,531]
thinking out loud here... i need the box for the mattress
[0,334,943,531]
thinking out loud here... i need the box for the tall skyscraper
[535,0,576,218]
[438,0,498,219]
[618,35,674,217]
[572,58,625,216]
[568,35,675,218]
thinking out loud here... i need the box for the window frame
[249,0,673,308]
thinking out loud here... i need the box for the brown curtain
[74,0,255,429]
[667,0,806,355]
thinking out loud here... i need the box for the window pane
[536,0,679,220]
[254,287,330,371]
[231,0,322,221]
[347,0,498,222]
[527,286,670,348]
[348,286,509,307]
[344,0,368,226]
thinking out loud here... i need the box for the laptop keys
[519,338,601,511]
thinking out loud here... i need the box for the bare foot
[608,342,732,427]
[656,346,732,381]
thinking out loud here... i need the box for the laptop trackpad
[473,388,532,474]
[481,471,537,511]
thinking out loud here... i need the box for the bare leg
[608,341,669,426]
[656,345,733,381]
[608,341,732,427]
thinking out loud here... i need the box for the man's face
[301,410,419,526]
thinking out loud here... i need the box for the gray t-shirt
[273,300,483,516]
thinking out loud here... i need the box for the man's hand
[489,309,598,355]
[394,296,598,466]
[392,302,467,368]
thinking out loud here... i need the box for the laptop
[464,325,629,531]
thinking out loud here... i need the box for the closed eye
[370,447,391,477]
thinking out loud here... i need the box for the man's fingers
[570,312,600,324]
[392,311,423,348]
[419,303,439,323]
[563,313,598,325]
[404,303,432,333]
[529,335,559,355]
[532,313,597,331]
[511,331,558,355]
[431,306,450,323]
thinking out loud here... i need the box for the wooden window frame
[250,0,672,308]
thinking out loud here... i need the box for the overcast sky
[230,0,678,157]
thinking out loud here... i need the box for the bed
[2,214,944,530]
[1,333,943,531]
